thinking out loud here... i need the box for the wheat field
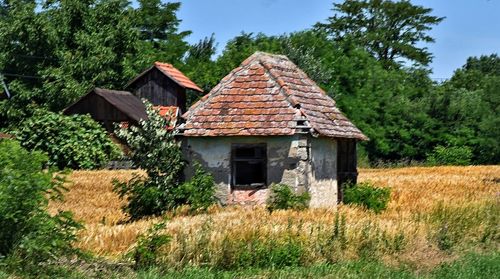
[49,166,499,269]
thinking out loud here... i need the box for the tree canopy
[315,0,444,68]
[0,0,497,165]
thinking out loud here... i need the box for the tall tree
[183,34,218,103]
[0,0,193,129]
[133,0,190,66]
[429,54,500,164]
[448,54,500,91]
[0,0,54,126]
[315,0,444,68]
[40,0,140,111]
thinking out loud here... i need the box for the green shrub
[343,182,390,213]
[267,184,310,212]
[114,102,185,219]
[132,221,171,270]
[175,162,216,212]
[13,110,120,169]
[426,145,473,166]
[0,140,81,270]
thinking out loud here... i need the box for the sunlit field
[49,166,499,270]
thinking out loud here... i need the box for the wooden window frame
[231,143,267,189]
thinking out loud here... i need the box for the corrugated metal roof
[180,52,367,140]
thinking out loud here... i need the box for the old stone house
[178,52,367,207]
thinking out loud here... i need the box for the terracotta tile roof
[154,106,179,130]
[154,62,203,92]
[179,52,367,140]
[0,132,13,139]
[125,62,203,93]
[120,106,179,130]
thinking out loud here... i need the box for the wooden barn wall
[129,68,187,113]
[336,138,358,202]
[65,94,131,132]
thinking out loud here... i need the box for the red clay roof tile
[180,52,367,140]
[154,62,203,92]
[154,106,179,130]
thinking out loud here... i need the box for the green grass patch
[137,261,414,279]
[430,252,500,279]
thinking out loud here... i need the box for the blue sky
[176,0,500,79]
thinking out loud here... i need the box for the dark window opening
[232,144,267,187]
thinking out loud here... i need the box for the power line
[2,72,41,79]
[0,73,11,98]
[14,54,58,61]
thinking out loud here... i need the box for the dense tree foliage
[0,139,81,268]
[426,55,500,164]
[14,111,120,169]
[113,102,216,219]
[315,0,444,68]
[0,0,186,125]
[113,102,185,219]
[0,0,498,165]
[133,0,190,66]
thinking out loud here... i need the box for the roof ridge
[95,87,131,95]
[259,60,298,107]
[256,54,352,137]
[154,61,173,67]
[258,57,322,135]
[126,62,203,92]
[180,51,367,140]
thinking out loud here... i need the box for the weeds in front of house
[343,181,391,213]
[266,183,311,212]
[130,220,171,270]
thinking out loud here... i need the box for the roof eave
[154,65,204,92]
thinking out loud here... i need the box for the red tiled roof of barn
[154,106,179,130]
[119,106,179,130]
[180,52,367,140]
[154,62,203,92]
[0,132,13,139]
[125,62,203,93]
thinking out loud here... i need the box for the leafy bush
[113,102,185,219]
[343,182,390,213]
[0,140,81,269]
[426,145,473,166]
[175,162,216,212]
[132,221,171,270]
[267,184,310,212]
[14,110,120,169]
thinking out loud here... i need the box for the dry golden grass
[49,166,500,268]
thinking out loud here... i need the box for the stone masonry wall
[182,135,338,207]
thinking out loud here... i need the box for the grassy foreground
[43,166,499,277]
